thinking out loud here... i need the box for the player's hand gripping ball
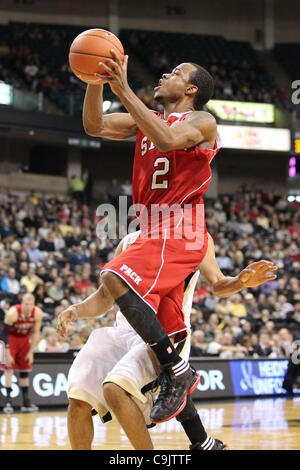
[69,28,124,84]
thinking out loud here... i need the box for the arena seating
[120,29,285,106]
[0,21,288,117]
[0,22,143,116]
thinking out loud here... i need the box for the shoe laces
[152,366,174,400]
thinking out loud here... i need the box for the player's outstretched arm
[56,240,125,339]
[83,83,137,139]
[25,307,43,364]
[198,234,278,298]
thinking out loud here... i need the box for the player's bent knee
[68,398,91,414]
[103,382,127,410]
[101,272,128,298]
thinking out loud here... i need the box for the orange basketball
[69,28,124,84]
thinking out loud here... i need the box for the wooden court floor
[1,397,299,450]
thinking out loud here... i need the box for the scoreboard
[293,138,300,154]
[292,131,300,155]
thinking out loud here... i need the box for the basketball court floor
[1,397,299,450]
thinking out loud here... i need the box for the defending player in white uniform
[58,230,278,450]
[67,231,197,425]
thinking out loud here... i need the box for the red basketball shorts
[5,335,32,371]
[101,219,207,315]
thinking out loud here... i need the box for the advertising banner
[1,357,298,407]
[218,125,291,152]
[0,83,12,105]
[0,363,70,406]
[229,360,290,397]
[190,359,233,399]
[207,100,274,123]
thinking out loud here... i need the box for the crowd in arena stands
[0,22,292,115]
[0,184,299,357]
[0,24,83,98]
[126,30,290,111]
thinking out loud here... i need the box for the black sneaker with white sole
[149,364,200,424]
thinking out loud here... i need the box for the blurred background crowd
[0,22,295,117]
[0,183,299,356]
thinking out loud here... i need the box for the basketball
[69,28,124,84]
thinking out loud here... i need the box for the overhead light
[103,100,111,113]
[28,130,35,136]
[296,196,300,202]
[288,195,295,202]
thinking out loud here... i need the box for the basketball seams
[71,65,107,79]
[70,51,115,59]
[72,33,124,55]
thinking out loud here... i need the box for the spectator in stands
[69,175,85,205]
[253,332,275,357]
[190,331,207,356]
[206,331,247,358]
[279,328,294,357]
[216,248,233,274]
[20,266,43,293]
[68,332,82,349]
[107,179,122,207]
[37,327,68,352]
[0,267,20,295]
[244,293,260,319]
[47,278,64,305]
[70,245,88,268]
[26,239,43,264]
[227,294,247,318]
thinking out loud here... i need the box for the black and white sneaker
[190,437,228,450]
[3,401,14,414]
[150,364,200,423]
[21,402,39,413]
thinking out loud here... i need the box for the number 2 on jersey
[151,157,170,189]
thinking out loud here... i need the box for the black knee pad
[116,290,166,343]
[19,372,29,379]
[176,395,198,423]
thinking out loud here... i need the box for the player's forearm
[83,84,104,135]
[29,332,40,353]
[118,86,173,151]
[74,285,114,319]
[212,276,245,298]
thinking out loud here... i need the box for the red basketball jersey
[132,111,221,212]
[10,304,36,337]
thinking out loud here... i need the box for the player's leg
[101,239,196,423]
[67,327,134,449]
[19,372,38,412]
[15,341,38,412]
[176,396,227,450]
[103,382,153,450]
[68,398,94,450]
[3,369,14,414]
[102,272,187,372]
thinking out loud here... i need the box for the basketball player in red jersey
[82,53,219,422]
[1,293,43,413]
